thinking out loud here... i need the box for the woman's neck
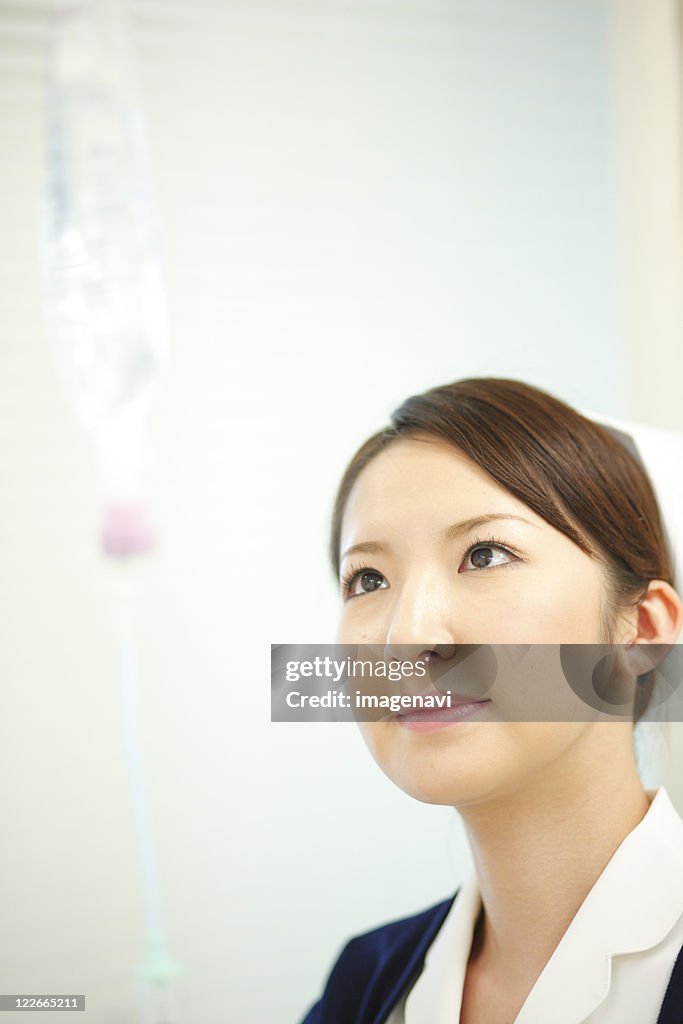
[459,728,651,987]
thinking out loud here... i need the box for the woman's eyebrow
[443,512,538,539]
[340,540,390,562]
[341,514,536,564]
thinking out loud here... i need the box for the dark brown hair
[329,378,674,698]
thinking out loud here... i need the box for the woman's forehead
[354,435,488,486]
[341,436,542,534]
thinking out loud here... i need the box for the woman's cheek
[339,609,390,645]
[357,722,383,762]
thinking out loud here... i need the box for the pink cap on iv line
[101,502,154,557]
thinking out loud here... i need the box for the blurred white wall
[0,1,681,1022]
[608,0,683,432]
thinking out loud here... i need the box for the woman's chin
[369,742,501,807]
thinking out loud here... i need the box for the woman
[301,378,683,1024]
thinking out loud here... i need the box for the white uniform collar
[404,787,683,1024]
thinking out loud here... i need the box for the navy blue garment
[300,892,683,1024]
[300,895,454,1024]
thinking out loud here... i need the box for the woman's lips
[395,699,491,732]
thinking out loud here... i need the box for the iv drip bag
[43,0,168,556]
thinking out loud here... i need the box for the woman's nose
[383,575,457,656]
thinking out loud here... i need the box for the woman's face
[336,435,633,808]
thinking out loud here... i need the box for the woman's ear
[633,580,683,646]
[616,580,683,682]
[614,582,683,717]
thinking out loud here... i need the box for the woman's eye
[460,543,515,572]
[345,569,388,598]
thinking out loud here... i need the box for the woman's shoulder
[300,892,457,1024]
